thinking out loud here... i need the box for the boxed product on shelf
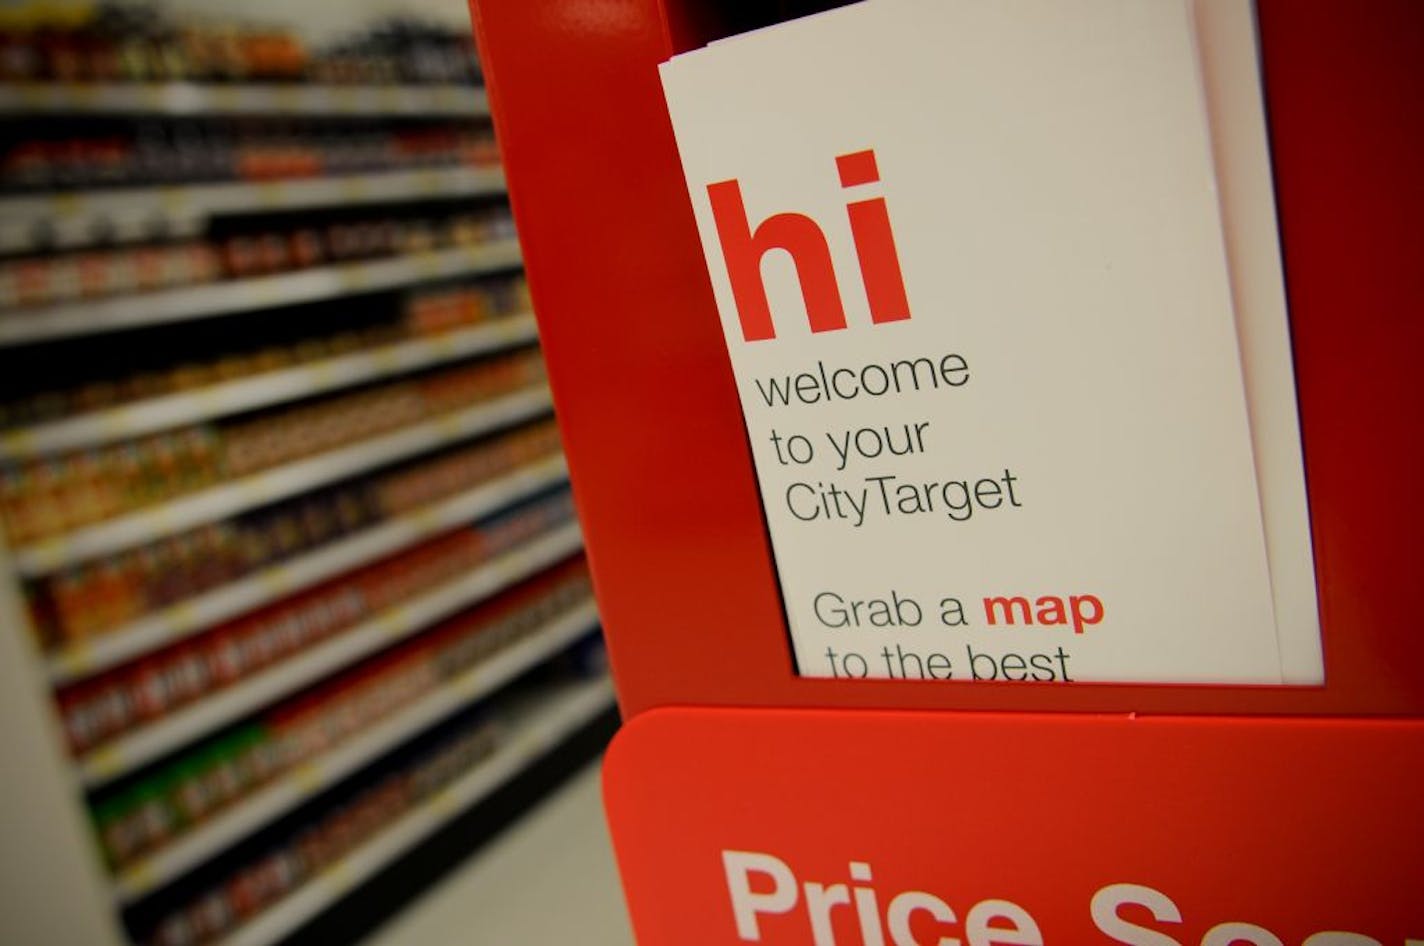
[88,557,592,872]
[55,487,579,755]
[402,282,495,336]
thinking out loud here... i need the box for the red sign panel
[605,707,1424,945]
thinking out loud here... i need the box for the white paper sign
[660,0,1319,685]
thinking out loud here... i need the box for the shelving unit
[218,674,615,946]
[112,601,601,902]
[0,22,614,944]
[14,384,553,577]
[77,522,585,785]
[50,453,568,684]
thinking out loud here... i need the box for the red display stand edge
[467,0,1424,719]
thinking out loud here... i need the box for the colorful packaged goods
[0,206,514,311]
[0,274,529,431]
[56,489,580,755]
[0,6,479,87]
[141,710,501,946]
[87,558,591,872]
[0,344,545,553]
[0,118,499,197]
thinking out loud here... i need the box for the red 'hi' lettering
[707,179,847,342]
[706,149,910,342]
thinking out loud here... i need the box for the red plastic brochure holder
[467,0,1424,938]
[471,0,1424,719]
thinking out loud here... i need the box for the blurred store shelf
[0,238,523,347]
[0,82,487,117]
[0,166,507,254]
[1,313,539,461]
[17,384,552,579]
[77,521,586,785]
[113,600,600,902]
[48,452,567,684]
[216,673,615,946]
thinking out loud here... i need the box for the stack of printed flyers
[658,0,1321,685]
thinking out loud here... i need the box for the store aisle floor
[361,758,635,945]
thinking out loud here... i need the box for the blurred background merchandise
[0,3,618,946]
[0,1,481,85]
